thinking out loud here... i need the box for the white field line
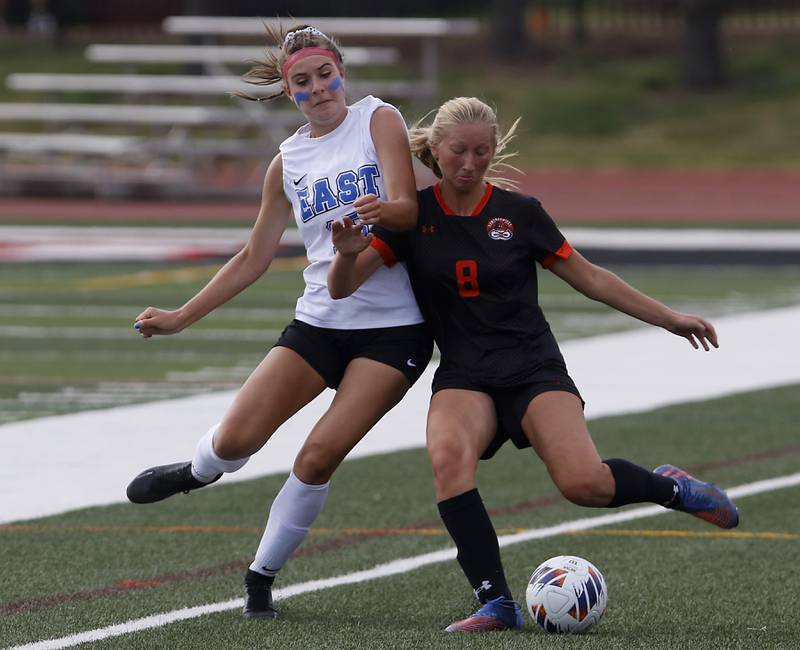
[565,228,800,251]
[0,325,282,341]
[0,350,262,363]
[0,304,294,320]
[2,225,799,249]
[6,470,800,650]
[0,226,255,241]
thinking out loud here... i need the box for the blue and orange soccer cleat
[444,596,524,632]
[654,464,739,529]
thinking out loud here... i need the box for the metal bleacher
[0,16,479,198]
[84,44,400,66]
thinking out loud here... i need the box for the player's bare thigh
[521,391,613,506]
[293,357,411,484]
[213,346,327,460]
[427,389,497,501]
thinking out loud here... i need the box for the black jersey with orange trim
[371,183,573,387]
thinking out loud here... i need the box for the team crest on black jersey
[486,218,514,241]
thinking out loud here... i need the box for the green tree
[492,0,529,58]
[681,0,731,90]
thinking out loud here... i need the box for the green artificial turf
[2,261,800,423]
[1,384,798,648]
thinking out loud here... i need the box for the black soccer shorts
[432,360,584,459]
[275,319,433,389]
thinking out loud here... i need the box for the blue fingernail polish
[133,322,141,329]
[361,225,369,236]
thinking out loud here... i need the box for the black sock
[438,488,512,603]
[604,458,678,507]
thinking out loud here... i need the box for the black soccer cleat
[243,569,279,620]
[126,462,221,504]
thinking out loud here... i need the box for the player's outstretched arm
[328,217,384,299]
[355,107,418,230]
[548,250,719,351]
[134,154,292,338]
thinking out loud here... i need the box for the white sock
[249,471,330,577]
[190,423,249,482]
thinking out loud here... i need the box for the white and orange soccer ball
[525,555,608,634]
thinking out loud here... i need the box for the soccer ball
[525,555,608,634]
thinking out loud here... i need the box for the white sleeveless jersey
[280,95,423,329]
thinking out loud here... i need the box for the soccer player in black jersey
[328,97,739,632]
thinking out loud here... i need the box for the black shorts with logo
[432,360,584,460]
[275,319,433,389]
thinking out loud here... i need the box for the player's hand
[353,193,383,225]
[133,307,185,339]
[666,312,719,351]
[331,216,373,256]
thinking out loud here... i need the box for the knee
[294,441,340,484]
[212,430,252,461]
[211,415,272,461]
[553,471,613,507]
[427,438,476,490]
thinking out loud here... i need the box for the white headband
[284,26,330,45]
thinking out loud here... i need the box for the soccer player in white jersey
[126,25,432,619]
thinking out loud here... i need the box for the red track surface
[1,170,798,223]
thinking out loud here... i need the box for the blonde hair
[235,24,344,102]
[409,97,521,190]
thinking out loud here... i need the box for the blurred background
[0,1,799,423]
[0,1,799,199]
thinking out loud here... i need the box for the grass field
[1,384,798,649]
[2,256,799,648]
[445,38,800,169]
[3,261,800,424]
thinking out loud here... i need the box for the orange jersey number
[455,260,480,298]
